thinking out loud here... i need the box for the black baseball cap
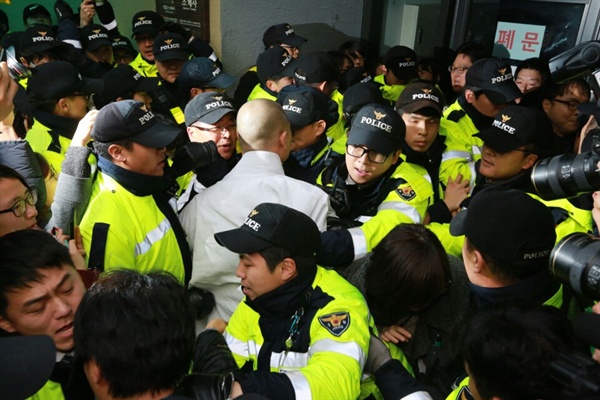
[348,103,405,154]
[294,52,337,84]
[80,24,112,52]
[465,58,521,104]
[396,82,444,116]
[256,47,297,84]
[27,61,103,100]
[91,100,181,148]
[0,335,55,400]
[215,203,321,257]
[131,10,164,38]
[383,46,418,81]
[111,34,137,54]
[476,106,552,154]
[344,66,373,88]
[20,24,57,54]
[450,186,556,263]
[184,92,236,127]
[23,4,51,24]
[262,23,307,48]
[96,64,158,107]
[278,88,331,132]
[343,82,385,117]
[153,32,189,62]
[178,57,235,91]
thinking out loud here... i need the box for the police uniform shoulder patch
[396,184,416,201]
[446,109,466,123]
[319,312,351,337]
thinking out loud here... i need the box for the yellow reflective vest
[129,53,158,78]
[247,83,277,101]
[374,74,408,103]
[224,267,372,400]
[80,171,186,283]
[439,100,481,187]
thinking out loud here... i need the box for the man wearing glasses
[439,58,521,188]
[541,78,590,156]
[316,103,434,268]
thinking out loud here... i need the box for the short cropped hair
[541,78,590,101]
[0,229,74,317]
[93,139,134,161]
[74,270,195,398]
[460,302,578,400]
[259,245,316,277]
[365,224,451,326]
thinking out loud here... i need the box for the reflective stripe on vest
[378,201,421,223]
[348,227,368,260]
[134,218,172,257]
[286,370,312,399]
[441,150,472,162]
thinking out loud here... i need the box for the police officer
[247,46,297,101]
[439,57,522,187]
[373,46,419,103]
[216,202,372,399]
[79,100,193,284]
[278,87,341,182]
[396,82,469,223]
[316,103,434,267]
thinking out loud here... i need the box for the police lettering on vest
[139,111,155,125]
[491,119,516,134]
[244,217,261,231]
[360,116,393,133]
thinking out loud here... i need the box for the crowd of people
[0,1,599,400]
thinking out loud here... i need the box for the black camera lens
[550,232,600,300]
[531,151,600,200]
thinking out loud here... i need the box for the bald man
[180,99,333,324]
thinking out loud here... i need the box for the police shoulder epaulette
[446,109,466,123]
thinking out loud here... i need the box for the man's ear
[542,98,551,113]
[464,89,475,104]
[84,359,103,385]
[280,258,297,281]
[472,249,487,274]
[265,79,278,93]
[55,97,70,114]
[190,87,202,99]
[314,120,327,137]
[390,149,402,165]
[0,315,16,333]
[522,153,539,170]
[107,143,126,162]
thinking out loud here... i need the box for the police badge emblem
[319,312,351,337]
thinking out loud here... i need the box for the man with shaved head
[180,99,333,324]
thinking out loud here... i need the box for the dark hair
[541,78,590,101]
[455,42,489,64]
[0,165,30,190]
[460,302,578,400]
[465,238,547,284]
[93,139,134,161]
[28,91,60,114]
[417,57,443,83]
[515,57,550,85]
[339,40,365,61]
[74,269,195,398]
[327,50,352,73]
[0,230,74,317]
[365,224,451,326]
[259,245,315,276]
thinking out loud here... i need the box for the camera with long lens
[531,129,600,200]
[0,46,32,82]
[550,232,600,300]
